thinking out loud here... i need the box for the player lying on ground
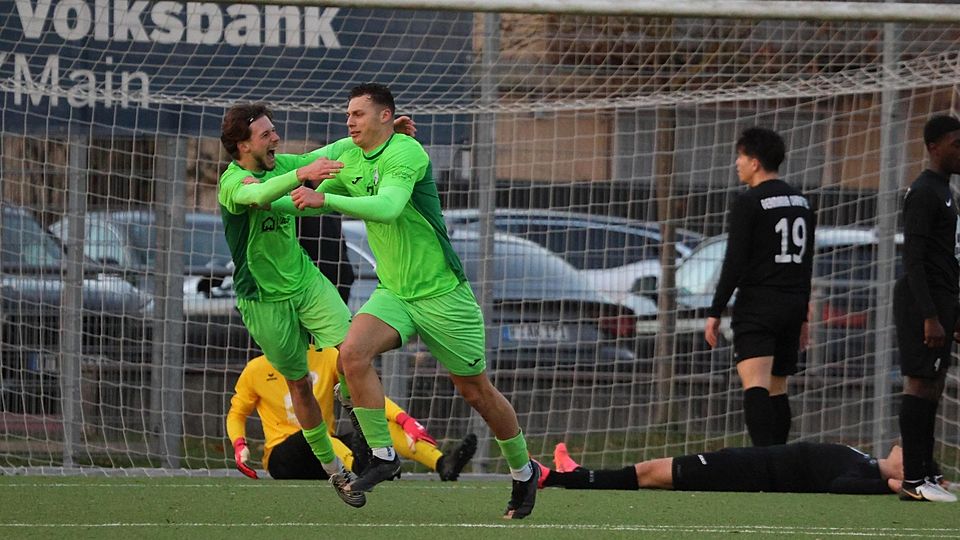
[537,442,907,495]
[227,346,476,481]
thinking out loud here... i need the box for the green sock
[353,407,393,448]
[496,431,530,470]
[302,423,335,463]
[337,373,351,401]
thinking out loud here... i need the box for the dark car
[445,209,700,305]
[341,220,638,433]
[49,211,251,364]
[635,227,904,376]
[1,204,150,415]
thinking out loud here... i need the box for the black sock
[900,394,933,482]
[546,467,639,490]
[743,387,775,447]
[922,398,940,479]
[770,394,792,445]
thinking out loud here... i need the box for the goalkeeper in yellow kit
[227,346,477,480]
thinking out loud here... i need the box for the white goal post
[1,0,959,477]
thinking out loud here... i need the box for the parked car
[634,226,904,375]
[48,211,251,364]
[340,220,641,433]
[1,204,150,414]
[341,220,638,369]
[443,208,701,317]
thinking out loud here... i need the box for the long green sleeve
[323,185,409,224]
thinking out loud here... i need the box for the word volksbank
[5,0,342,109]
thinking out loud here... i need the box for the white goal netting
[1,0,959,477]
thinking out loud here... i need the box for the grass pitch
[1,476,958,539]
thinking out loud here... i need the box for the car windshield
[675,239,727,295]
[125,219,233,269]
[1,209,63,269]
[455,236,600,301]
[499,223,660,270]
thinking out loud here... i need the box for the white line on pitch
[1,523,959,537]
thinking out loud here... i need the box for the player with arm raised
[226,347,477,481]
[704,127,815,447]
[291,83,540,519]
[218,102,364,507]
[537,442,904,495]
[218,104,417,507]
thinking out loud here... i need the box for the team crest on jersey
[373,168,380,185]
[260,215,290,233]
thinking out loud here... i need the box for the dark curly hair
[221,103,272,159]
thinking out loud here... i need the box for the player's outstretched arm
[226,366,261,479]
[321,185,410,224]
[226,158,341,209]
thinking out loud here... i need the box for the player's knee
[455,378,498,410]
[338,345,373,377]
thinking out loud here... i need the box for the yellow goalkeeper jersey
[226,347,404,469]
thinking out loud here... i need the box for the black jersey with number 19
[708,179,816,318]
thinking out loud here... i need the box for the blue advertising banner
[0,0,475,142]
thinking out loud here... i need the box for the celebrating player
[219,103,360,506]
[538,442,905,495]
[893,115,960,503]
[290,83,540,519]
[218,103,416,507]
[226,347,477,482]
[704,127,815,447]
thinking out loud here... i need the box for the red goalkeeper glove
[233,438,259,479]
[395,412,437,452]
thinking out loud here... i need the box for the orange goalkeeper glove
[233,437,259,479]
[395,412,437,452]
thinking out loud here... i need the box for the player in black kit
[704,127,815,447]
[536,442,904,495]
[893,115,960,503]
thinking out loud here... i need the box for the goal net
[1,0,959,477]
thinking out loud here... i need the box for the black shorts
[731,289,807,376]
[672,447,773,492]
[267,431,329,480]
[893,278,957,379]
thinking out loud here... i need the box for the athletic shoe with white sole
[899,479,958,502]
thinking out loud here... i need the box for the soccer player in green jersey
[218,103,366,508]
[290,84,540,519]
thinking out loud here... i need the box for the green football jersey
[218,139,354,301]
[325,134,465,300]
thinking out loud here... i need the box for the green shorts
[358,281,487,376]
[237,276,350,380]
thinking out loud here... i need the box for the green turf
[1,477,957,539]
